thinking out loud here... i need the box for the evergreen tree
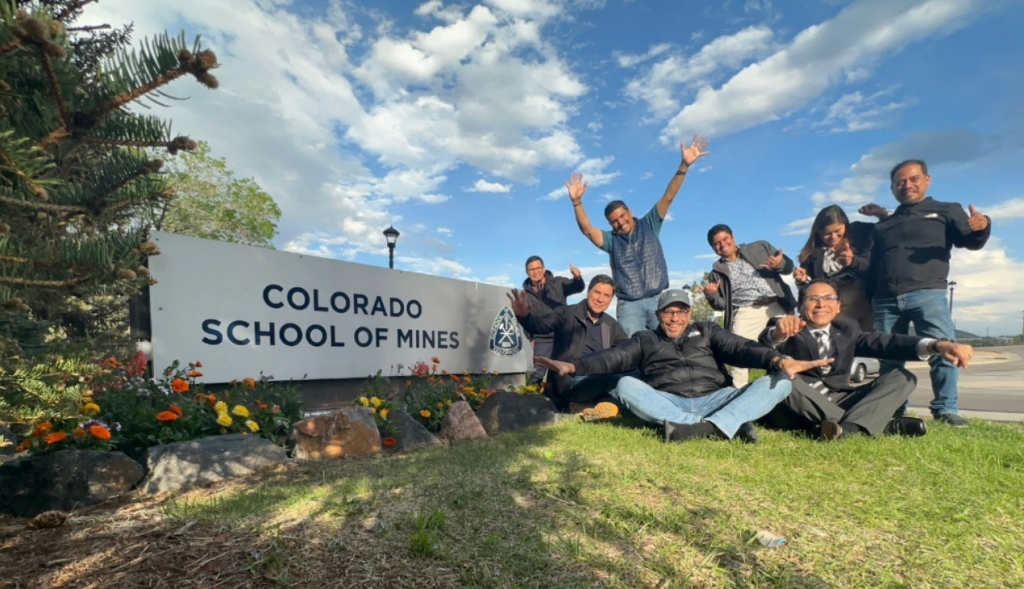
[0,0,219,421]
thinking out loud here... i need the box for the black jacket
[704,241,797,329]
[521,271,585,340]
[517,300,627,399]
[573,321,783,398]
[799,221,876,297]
[872,197,991,297]
[758,316,923,393]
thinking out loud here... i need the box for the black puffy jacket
[573,321,782,397]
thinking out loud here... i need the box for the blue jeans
[873,289,958,416]
[610,373,793,438]
[616,295,660,336]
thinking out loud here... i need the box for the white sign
[148,232,529,383]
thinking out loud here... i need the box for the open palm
[681,135,711,166]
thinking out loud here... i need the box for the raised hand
[564,173,588,203]
[534,356,576,376]
[771,316,806,342]
[835,240,854,266]
[506,289,531,318]
[778,357,834,380]
[681,135,711,167]
[793,267,809,284]
[569,262,581,279]
[761,249,785,270]
[937,341,974,369]
[697,281,720,296]
[859,203,889,220]
[967,205,990,232]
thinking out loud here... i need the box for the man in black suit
[760,279,974,440]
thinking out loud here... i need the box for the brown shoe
[581,402,620,422]
[820,420,843,441]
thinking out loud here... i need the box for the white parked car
[850,357,880,383]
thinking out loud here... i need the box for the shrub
[398,358,497,432]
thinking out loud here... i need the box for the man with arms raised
[699,224,797,388]
[508,275,628,412]
[534,289,832,443]
[761,279,974,440]
[566,135,710,335]
[520,256,585,385]
[859,159,991,427]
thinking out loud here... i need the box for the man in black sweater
[534,289,831,443]
[859,159,991,427]
[520,255,585,384]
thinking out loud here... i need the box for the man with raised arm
[565,135,710,336]
[857,159,992,427]
[520,256,585,385]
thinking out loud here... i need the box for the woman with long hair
[794,205,875,331]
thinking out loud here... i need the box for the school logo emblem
[489,306,523,356]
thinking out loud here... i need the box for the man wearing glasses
[760,279,974,440]
[534,289,833,443]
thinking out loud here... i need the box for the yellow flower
[446,399,453,406]
[420,409,431,418]
[214,401,227,414]
[245,420,259,433]
[358,396,369,407]
[216,413,233,427]
[371,397,383,408]
[379,408,390,419]
[80,402,101,416]
[231,405,250,417]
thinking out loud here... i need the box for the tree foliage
[149,141,280,248]
[0,0,219,421]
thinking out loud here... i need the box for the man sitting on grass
[759,278,974,440]
[534,289,832,443]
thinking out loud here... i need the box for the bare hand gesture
[761,249,785,270]
[771,316,806,343]
[697,281,720,296]
[793,267,809,284]
[534,356,575,376]
[564,173,588,204]
[936,341,974,369]
[680,134,711,167]
[506,289,531,318]
[569,262,581,279]
[967,205,990,232]
[859,203,889,220]
[835,240,854,266]
[778,357,835,380]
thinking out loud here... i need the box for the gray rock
[475,391,557,435]
[0,424,16,456]
[292,407,381,460]
[389,410,442,451]
[438,400,488,443]
[0,450,144,517]
[140,434,287,495]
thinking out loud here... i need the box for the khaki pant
[728,301,786,388]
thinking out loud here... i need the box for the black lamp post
[383,225,400,269]
[948,281,957,314]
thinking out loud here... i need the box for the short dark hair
[525,255,544,270]
[798,278,841,305]
[706,224,733,246]
[588,274,616,292]
[603,200,628,218]
[889,159,928,182]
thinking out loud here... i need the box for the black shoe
[935,413,969,428]
[883,417,927,437]
[820,420,843,441]
[663,421,722,443]
[735,422,759,444]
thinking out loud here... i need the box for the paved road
[905,345,1024,421]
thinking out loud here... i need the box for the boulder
[0,423,16,456]
[293,407,381,460]
[476,391,557,435]
[0,450,144,517]
[139,434,288,495]
[438,400,488,443]
[390,410,442,451]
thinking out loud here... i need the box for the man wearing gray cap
[535,288,832,442]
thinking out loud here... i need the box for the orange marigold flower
[33,422,53,437]
[187,370,203,378]
[73,427,87,439]
[170,378,189,393]
[431,356,441,364]
[169,404,184,417]
[230,379,238,386]
[420,409,431,418]
[102,357,121,368]
[195,361,203,368]
[242,377,257,391]
[205,394,217,407]
[156,411,179,422]
[451,375,461,382]
[44,432,67,445]
[89,425,111,440]
[441,370,448,375]
[405,380,412,387]
[382,437,397,448]
[16,439,30,453]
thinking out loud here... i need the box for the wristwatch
[771,355,792,370]
[928,338,953,354]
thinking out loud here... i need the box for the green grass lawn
[162,418,1024,589]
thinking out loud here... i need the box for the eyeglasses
[805,295,839,303]
[659,309,691,317]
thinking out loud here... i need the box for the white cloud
[614,42,671,68]
[436,227,454,236]
[782,215,816,236]
[663,0,984,140]
[776,185,804,192]
[693,253,719,260]
[396,255,472,277]
[813,89,913,133]
[984,197,1024,220]
[544,156,620,200]
[467,179,512,193]
[948,239,1024,334]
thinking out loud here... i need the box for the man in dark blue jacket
[521,255,585,384]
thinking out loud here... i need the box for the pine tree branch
[76,134,196,154]
[85,49,219,121]
[0,39,22,58]
[55,0,99,22]
[0,254,30,264]
[66,24,111,33]
[0,194,88,214]
[88,160,163,214]
[0,274,91,288]
[37,49,70,124]
[38,128,71,148]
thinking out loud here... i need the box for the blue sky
[83,0,1024,336]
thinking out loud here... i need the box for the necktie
[806,331,832,398]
